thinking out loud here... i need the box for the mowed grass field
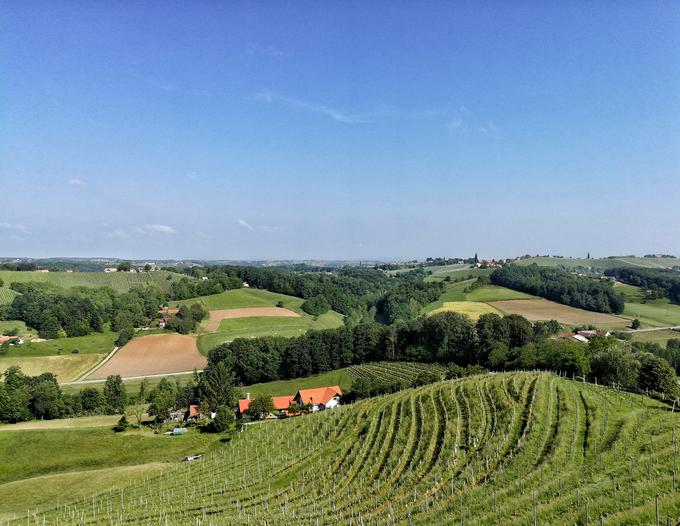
[613,283,680,327]
[490,299,629,328]
[428,301,502,321]
[424,266,493,283]
[0,354,104,382]
[630,329,680,346]
[424,282,534,314]
[173,288,304,311]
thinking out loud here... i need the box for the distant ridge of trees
[490,264,625,314]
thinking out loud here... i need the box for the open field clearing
[17,372,680,525]
[623,300,680,328]
[465,284,535,302]
[613,282,647,301]
[0,354,103,382]
[428,301,502,321]
[197,310,343,355]
[87,334,206,379]
[490,298,629,327]
[2,331,117,358]
[0,415,120,431]
[203,306,299,332]
[0,320,31,337]
[630,329,680,346]
[0,270,183,294]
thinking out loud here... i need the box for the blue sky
[1,2,679,260]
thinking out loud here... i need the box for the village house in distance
[238,386,343,418]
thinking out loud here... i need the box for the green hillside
[515,256,680,272]
[16,372,680,525]
[0,270,185,305]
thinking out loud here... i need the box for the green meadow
[197,310,343,355]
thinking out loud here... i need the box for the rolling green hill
[15,372,680,525]
[514,256,680,272]
[0,270,185,305]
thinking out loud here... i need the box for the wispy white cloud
[143,224,177,235]
[246,42,287,58]
[0,222,30,234]
[237,219,254,231]
[256,90,443,125]
[256,91,374,124]
[68,178,87,187]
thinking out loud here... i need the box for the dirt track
[203,307,300,332]
[87,334,206,379]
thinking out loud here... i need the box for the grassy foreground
[13,372,680,525]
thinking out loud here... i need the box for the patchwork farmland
[15,372,680,525]
[489,298,629,327]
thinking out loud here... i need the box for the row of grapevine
[11,372,680,525]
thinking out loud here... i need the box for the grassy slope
[0,427,221,519]
[613,283,680,327]
[19,373,680,525]
[424,266,493,283]
[630,329,680,346]
[423,281,535,315]
[241,368,356,399]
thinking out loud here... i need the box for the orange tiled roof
[188,404,201,418]
[296,386,342,406]
[238,399,252,413]
[272,395,295,411]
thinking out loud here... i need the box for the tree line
[203,309,680,400]
[172,265,443,324]
[605,267,680,304]
[0,367,127,423]
[1,281,207,341]
[490,264,625,314]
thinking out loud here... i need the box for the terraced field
[17,372,680,525]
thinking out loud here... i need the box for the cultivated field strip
[348,362,446,384]
[14,372,680,525]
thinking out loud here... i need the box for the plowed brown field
[87,334,206,379]
[489,299,628,327]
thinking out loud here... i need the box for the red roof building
[295,386,342,409]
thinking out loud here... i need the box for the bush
[301,295,331,316]
[113,415,131,432]
[116,326,134,347]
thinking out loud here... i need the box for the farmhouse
[104,267,118,273]
[237,387,341,418]
[294,386,342,412]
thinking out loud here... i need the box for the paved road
[623,326,680,333]
[61,370,202,385]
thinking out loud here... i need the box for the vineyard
[0,270,183,300]
[348,362,446,384]
[13,372,680,525]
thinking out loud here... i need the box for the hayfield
[3,331,117,358]
[490,298,629,327]
[630,329,680,346]
[428,301,502,321]
[0,270,183,294]
[0,354,103,382]
[18,372,680,525]
[87,334,206,379]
